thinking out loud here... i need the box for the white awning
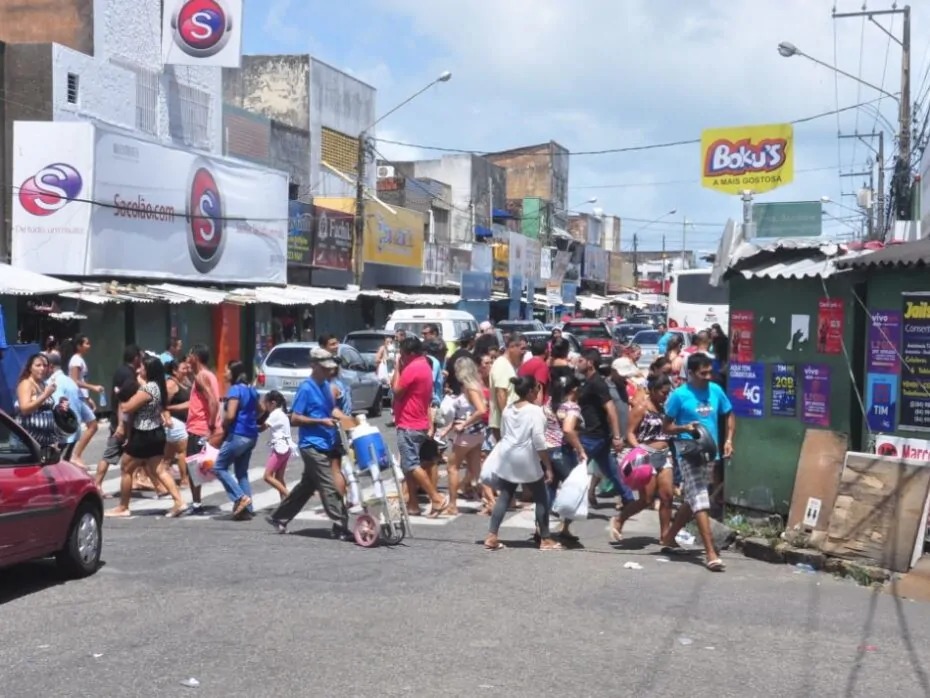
[150,283,232,304]
[578,294,609,312]
[0,263,80,296]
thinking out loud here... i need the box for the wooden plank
[820,452,930,573]
[786,429,848,532]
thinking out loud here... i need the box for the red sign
[311,206,352,271]
[816,298,844,355]
[730,310,755,362]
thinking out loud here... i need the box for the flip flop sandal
[427,496,451,519]
[484,541,506,551]
[539,542,564,551]
[706,559,726,572]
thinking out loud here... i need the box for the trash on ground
[793,563,816,574]
[677,637,693,646]
[675,531,696,546]
[180,678,200,688]
[655,557,671,563]
[858,645,878,653]
[623,561,643,570]
[92,653,104,659]
[704,646,715,650]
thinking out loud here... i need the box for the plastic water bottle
[98,390,107,409]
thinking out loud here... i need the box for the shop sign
[287,200,312,266]
[700,123,794,195]
[900,292,930,430]
[461,271,492,301]
[162,0,244,68]
[311,205,352,271]
[12,121,288,284]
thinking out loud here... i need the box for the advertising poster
[770,363,797,417]
[816,298,844,354]
[729,310,755,362]
[493,243,510,293]
[874,433,930,462]
[700,123,794,195]
[900,293,930,430]
[728,362,765,418]
[866,373,899,432]
[801,364,831,427]
[287,200,313,266]
[310,206,352,271]
[460,271,491,301]
[162,0,244,68]
[867,309,901,373]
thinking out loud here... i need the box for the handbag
[479,444,501,489]
[186,443,220,487]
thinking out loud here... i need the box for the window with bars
[109,58,159,136]
[167,77,212,149]
[66,73,79,104]
[321,127,359,174]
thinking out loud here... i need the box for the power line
[571,164,842,190]
[374,96,892,156]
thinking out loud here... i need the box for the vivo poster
[162,0,244,68]
[728,362,765,418]
[900,292,930,430]
[801,364,831,427]
[866,373,898,432]
[867,309,901,373]
[770,363,797,417]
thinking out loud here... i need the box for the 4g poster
[728,362,765,418]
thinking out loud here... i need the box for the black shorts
[125,427,167,460]
[419,438,439,464]
[186,434,207,457]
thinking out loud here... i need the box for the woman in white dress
[483,375,562,551]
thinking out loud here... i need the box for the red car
[0,409,103,577]
[563,319,619,359]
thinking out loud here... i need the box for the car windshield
[265,347,312,369]
[345,336,385,354]
[632,331,661,345]
[570,324,610,340]
[393,322,443,338]
[617,325,647,340]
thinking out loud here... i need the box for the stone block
[741,537,786,564]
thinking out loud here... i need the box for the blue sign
[510,276,523,320]
[728,362,765,418]
[866,372,898,432]
[562,282,578,305]
[460,271,492,301]
[770,363,796,417]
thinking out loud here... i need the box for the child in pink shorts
[261,391,295,501]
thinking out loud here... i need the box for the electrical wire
[571,165,842,190]
[833,20,844,195]
[847,15,867,173]
[374,96,892,156]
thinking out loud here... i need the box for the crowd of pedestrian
[13,317,735,572]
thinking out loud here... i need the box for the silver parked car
[256,342,384,417]
[631,329,692,369]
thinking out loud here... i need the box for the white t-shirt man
[69,353,89,399]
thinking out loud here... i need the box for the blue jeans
[213,434,257,508]
[580,434,634,504]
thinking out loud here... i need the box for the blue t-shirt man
[292,377,336,452]
[227,383,259,438]
[664,381,732,449]
[657,331,675,355]
[427,355,443,407]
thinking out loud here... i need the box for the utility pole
[680,216,687,270]
[632,232,639,287]
[741,190,754,238]
[353,133,367,287]
[661,233,666,291]
[833,4,911,218]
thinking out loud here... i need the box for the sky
[244,0,930,254]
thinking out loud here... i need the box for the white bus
[666,269,729,331]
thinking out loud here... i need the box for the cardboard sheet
[786,429,848,532]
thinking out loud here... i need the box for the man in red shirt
[391,337,450,518]
[518,338,550,404]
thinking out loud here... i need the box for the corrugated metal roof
[835,238,930,269]
[0,264,80,295]
[737,248,875,279]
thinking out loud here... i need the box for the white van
[384,309,478,354]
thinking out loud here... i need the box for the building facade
[485,141,570,225]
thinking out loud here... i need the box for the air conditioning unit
[376,165,395,179]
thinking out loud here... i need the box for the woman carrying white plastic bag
[552,462,591,520]
[483,376,563,552]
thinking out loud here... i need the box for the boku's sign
[701,123,794,195]
[752,201,822,238]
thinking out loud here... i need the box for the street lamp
[354,71,453,285]
[631,208,677,285]
[777,42,900,102]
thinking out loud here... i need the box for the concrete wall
[487,142,569,215]
[222,55,310,131]
[1,43,54,263]
[309,58,375,198]
[270,120,310,190]
[411,156,474,245]
[0,0,94,55]
[41,0,223,153]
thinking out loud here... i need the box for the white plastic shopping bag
[479,444,501,489]
[552,462,591,520]
[186,443,219,487]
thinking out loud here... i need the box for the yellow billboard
[700,123,794,195]
[313,197,425,269]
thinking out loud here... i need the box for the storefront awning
[0,263,80,296]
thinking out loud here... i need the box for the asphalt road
[3,418,930,697]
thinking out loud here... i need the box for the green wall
[80,304,126,396]
[726,275,859,515]
[521,197,542,239]
[859,268,930,441]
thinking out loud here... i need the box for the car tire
[368,388,383,419]
[56,499,102,579]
